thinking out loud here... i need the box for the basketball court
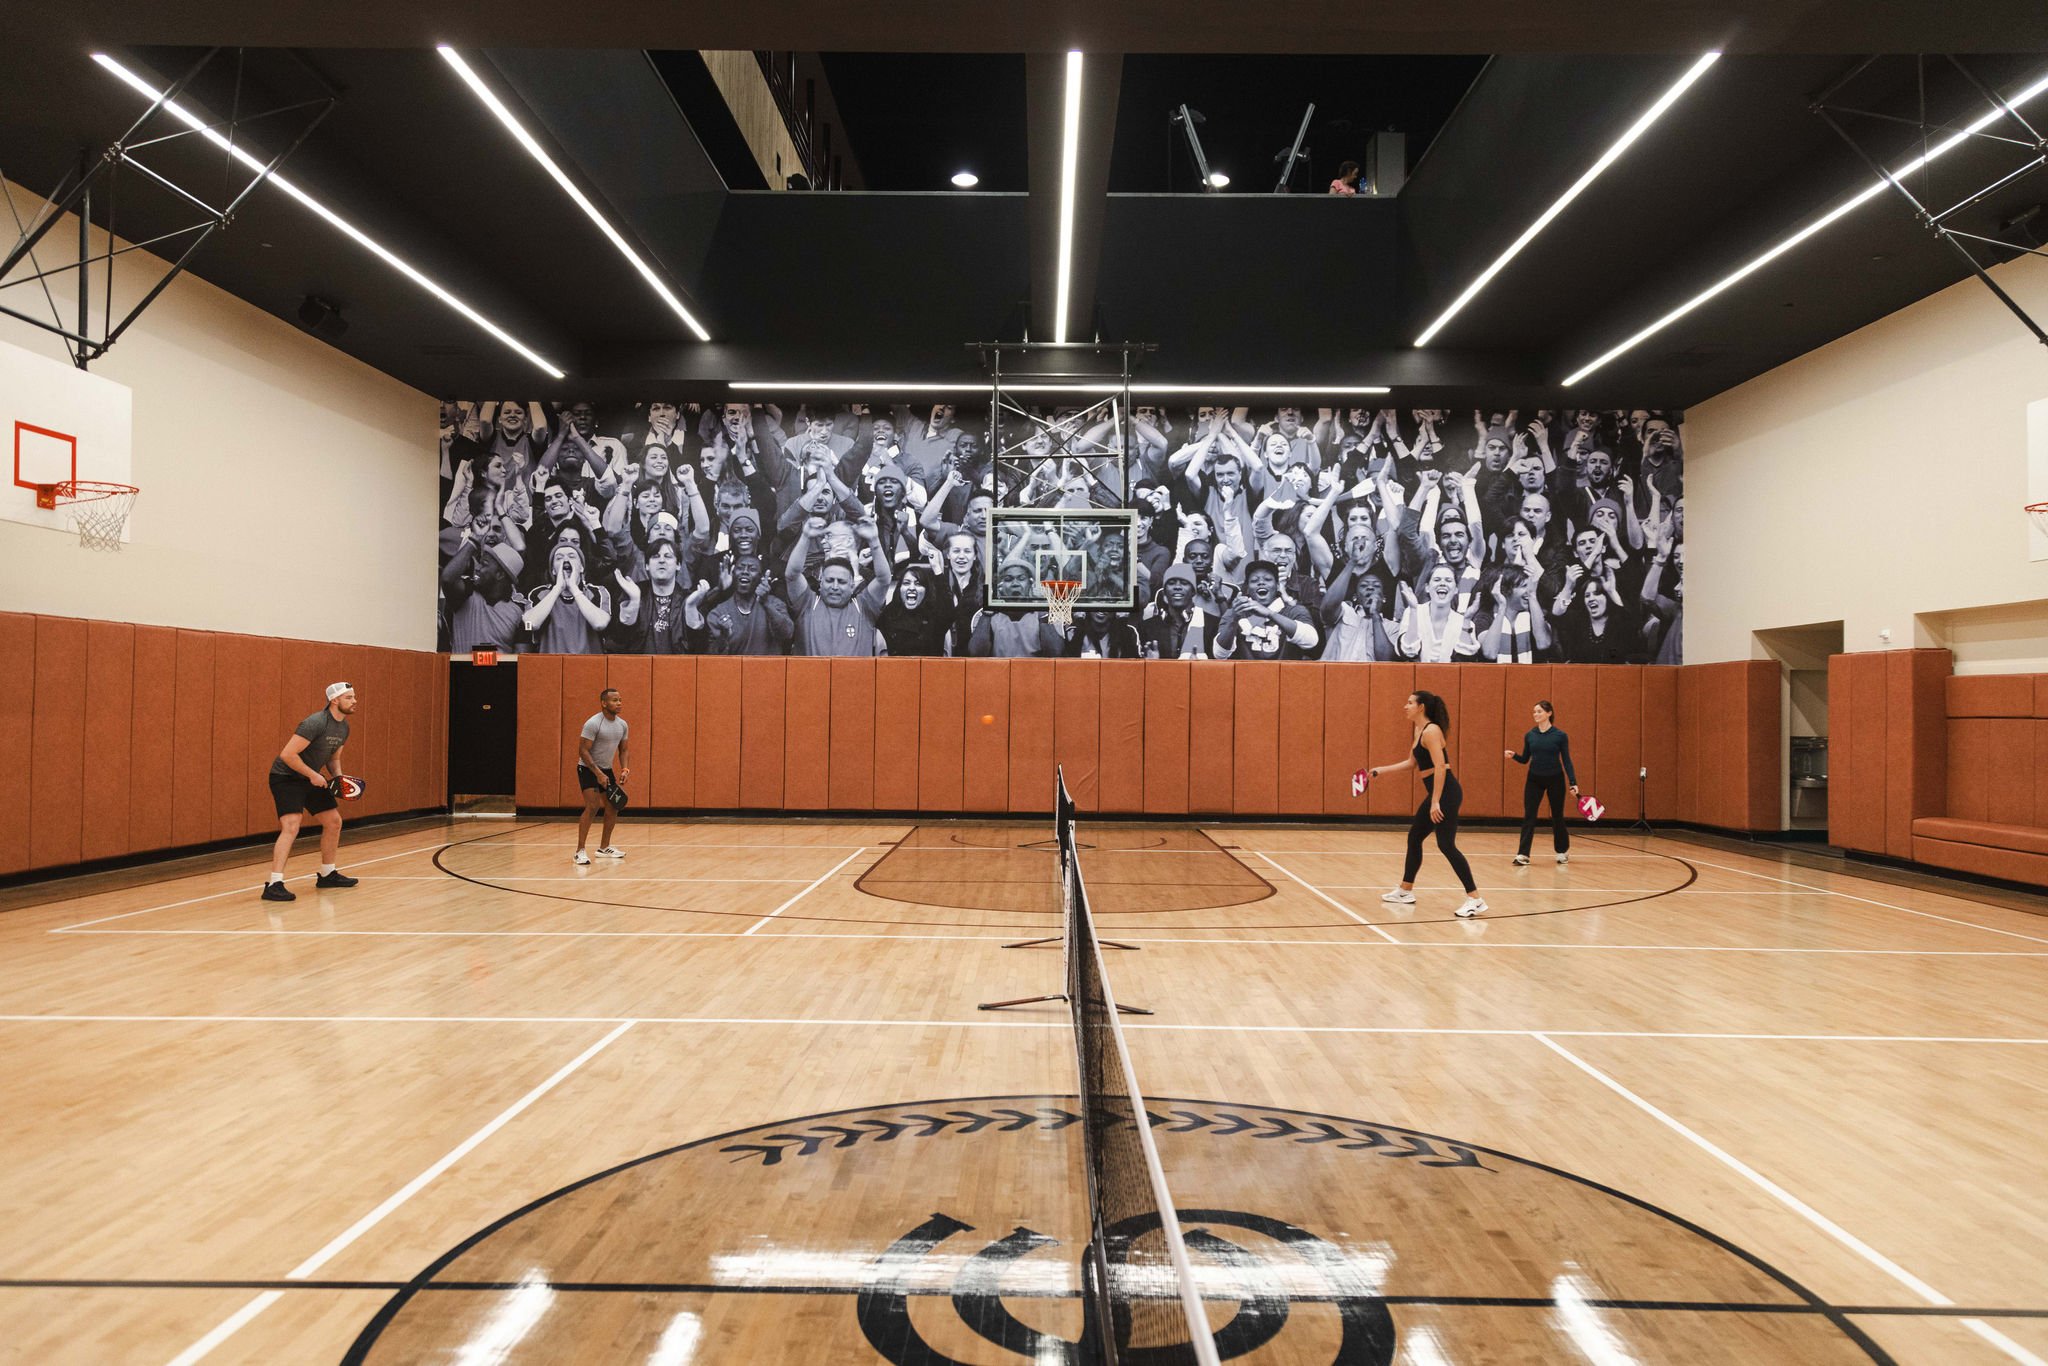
[1,802,2044,1363]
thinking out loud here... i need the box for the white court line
[165,1019,635,1366]
[739,848,868,936]
[8,1013,2045,1044]
[48,839,468,933]
[1253,852,1401,943]
[46,926,2048,956]
[361,875,815,883]
[1531,1033,2047,1366]
[1672,851,2048,947]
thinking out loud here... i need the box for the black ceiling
[5,2,2048,410]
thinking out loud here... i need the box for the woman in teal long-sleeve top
[1505,700,1579,865]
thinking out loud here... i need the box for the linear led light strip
[1413,52,1721,348]
[91,52,567,378]
[1564,65,2048,385]
[1053,50,1083,345]
[728,382,1391,394]
[437,46,711,343]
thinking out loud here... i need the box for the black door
[448,661,518,797]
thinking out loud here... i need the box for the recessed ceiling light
[951,171,980,188]
[1208,172,1230,189]
[90,51,566,377]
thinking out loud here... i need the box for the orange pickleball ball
[981,714,995,725]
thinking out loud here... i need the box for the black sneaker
[261,881,296,903]
[315,870,359,889]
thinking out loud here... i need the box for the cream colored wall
[1684,254,2048,667]
[0,179,438,649]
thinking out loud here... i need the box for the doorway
[1753,622,1844,834]
[448,660,517,802]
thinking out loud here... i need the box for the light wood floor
[3,814,2046,1365]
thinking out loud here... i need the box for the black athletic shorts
[269,772,339,818]
[577,764,616,794]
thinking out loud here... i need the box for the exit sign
[472,650,499,666]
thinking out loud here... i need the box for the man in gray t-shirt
[262,682,362,904]
[575,686,632,864]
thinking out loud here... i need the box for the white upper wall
[1683,254,2048,667]
[0,178,438,650]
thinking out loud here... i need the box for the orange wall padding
[499,656,1777,832]
[1825,648,1968,856]
[3,612,445,876]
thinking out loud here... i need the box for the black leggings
[1518,772,1572,855]
[1404,771,1476,893]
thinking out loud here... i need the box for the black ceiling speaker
[297,295,349,340]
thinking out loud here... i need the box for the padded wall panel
[1097,662,1146,814]
[1743,660,1780,831]
[81,620,135,862]
[826,660,874,810]
[1946,674,2034,717]
[694,658,745,809]
[2035,721,2048,829]
[1548,667,1598,811]
[1006,660,1054,811]
[2037,676,2048,720]
[1593,667,1642,820]
[739,658,789,809]
[170,631,216,850]
[649,658,699,809]
[1458,665,1506,818]
[1974,719,2037,826]
[1187,664,1235,815]
[1275,665,1324,815]
[1053,662,1102,811]
[1320,664,1371,815]
[515,654,563,807]
[245,638,286,839]
[128,626,178,854]
[1141,661,1191,815]
[29,616,88,868]
[1912,835,2048,889]
[1675,666,1702,824]
[0,614,31,873]
[209,636,256,839]
[558,656,609,807]
[783,659,832,810]
[918,659,967,812]
[606,656,653,802]
[1365,664,1414,816]
[1231,664,1281,815]
[1695,663,1744,830]
[962,661,1011,812]
[1840,654,1889,849]
[1910,650,1951,830]
[1640,667,1678,820]
[872,659,922,810]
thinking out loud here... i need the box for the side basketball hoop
[1041,578,1084,629]
[36,480,140,551]
[2029,501,2048,537]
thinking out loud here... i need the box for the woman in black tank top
[1363,689,1486,918]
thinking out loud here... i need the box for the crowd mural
[437,400,1683,663]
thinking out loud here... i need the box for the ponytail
[1412,689,1451,737]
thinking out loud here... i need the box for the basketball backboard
[985,507,1140,611]
[1,335,133,537]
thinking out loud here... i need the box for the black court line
[339,1094,1895,1365]
[432,824,1699,932]
[1,1278,2042,1321]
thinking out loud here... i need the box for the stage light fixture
[1414,52,1720,348]
[439,45,712,342]
[91,51,566,377]
[1562,64,2048,385]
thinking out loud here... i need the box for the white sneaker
[1512,854,1529,867]
[573,850,591,866]
[1556,852,1570,865]
[596,846,624,859]
[1380,889,1416,904]
[1455,896,1488,918]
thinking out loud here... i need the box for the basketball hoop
[1042,578,1084,629]
[2029,501,2048,538]
[37,480,139,551]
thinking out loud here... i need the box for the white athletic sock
[319,864,336,876]
[267,873,284,884]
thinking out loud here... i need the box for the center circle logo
[344,1097,1886,1363]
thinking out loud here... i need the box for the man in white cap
[262,682,360,903]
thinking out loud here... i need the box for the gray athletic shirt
[270,709,349,778]
[581,712,628,768]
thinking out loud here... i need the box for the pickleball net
[1055,769,1221,1366]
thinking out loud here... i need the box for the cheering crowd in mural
[437,400,1684,663]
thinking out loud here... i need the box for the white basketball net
[1042,578,1083,629]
